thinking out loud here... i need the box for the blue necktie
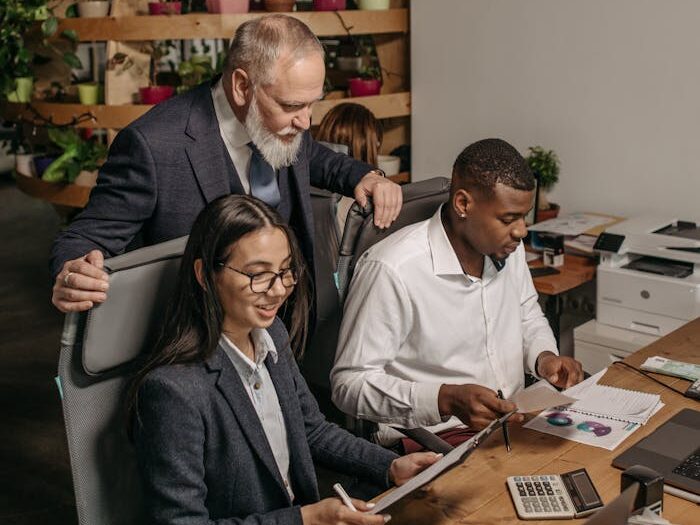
[248,143,281,208]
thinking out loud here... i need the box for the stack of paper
[523,370,665,450]
[563,370,662,425]
[641,356,700,381]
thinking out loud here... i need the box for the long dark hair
[127,195,309,430]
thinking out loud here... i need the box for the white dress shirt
[331,206,558,444]
[220,331,294,500]
[211,80,252,193]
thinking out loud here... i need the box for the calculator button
[514,476,522,481]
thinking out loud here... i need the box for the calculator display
[571,471,599,505]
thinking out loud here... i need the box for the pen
[333,482,357,512]
[497,389,512,453]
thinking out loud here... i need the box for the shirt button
[254,382,261,390]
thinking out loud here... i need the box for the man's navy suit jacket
[50,80,372,277]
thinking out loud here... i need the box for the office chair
[334,176,454,453]
[57,236,187,525]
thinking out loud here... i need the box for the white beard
[245,96,303,170]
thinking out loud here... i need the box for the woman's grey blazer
[133,318,398,525]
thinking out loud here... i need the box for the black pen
[497,389,512,453]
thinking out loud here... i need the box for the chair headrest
[81,236,188,375]
[339,176,450,257]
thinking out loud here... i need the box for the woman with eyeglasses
[128,195,439,525]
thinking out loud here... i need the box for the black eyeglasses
[218,263,298,294]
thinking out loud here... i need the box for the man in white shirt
[50,14,402,313]
[331,138,583,449]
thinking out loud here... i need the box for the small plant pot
[313,0,345,10]
[348,77,381,97]
[358,0,389,8]
[264,0,295,11]
[7,77,34,103]
[78,1,111,17]
[206,0,249,12]
[378,154,400,177]
[77,83,101,105]
[139,85,175,104]
[33,155,58,178]
[148,2,182,14]
[15,154,36,177]
[536,203,561,223]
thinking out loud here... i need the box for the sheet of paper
[511,380,577,413]
[528,213,612,236]
[523,403,663,450]
[368,413,512,515]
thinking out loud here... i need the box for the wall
[411,0,700,219]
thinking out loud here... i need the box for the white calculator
[506,468,604,520]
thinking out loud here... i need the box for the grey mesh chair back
[337,176,451,303]
[57,236,187,525]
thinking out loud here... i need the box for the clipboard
[368,412,516,515]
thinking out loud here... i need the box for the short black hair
[452,138,535,197]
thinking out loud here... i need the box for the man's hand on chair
[438,384,524,430]
[52,250,109,312]
[353,171,403,229]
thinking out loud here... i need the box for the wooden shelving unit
[55,9,408,41]
[2,92,410,129]
[5,2,410,209]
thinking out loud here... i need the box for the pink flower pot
[206,0,250,12]
[348,77,381,97]
[139,86,175,104]
[148,2,182,15]
[313,0,346,10]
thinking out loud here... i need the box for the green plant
[354,36,382,81]
[0,0,83,99]
[41,127,107,183]
[526,146,560,210]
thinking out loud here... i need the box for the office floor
[0,176,78,524]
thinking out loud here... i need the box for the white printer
[574,217,700,373]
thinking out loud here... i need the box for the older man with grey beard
[50,14,402,313]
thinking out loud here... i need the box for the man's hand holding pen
[437,384,524,431]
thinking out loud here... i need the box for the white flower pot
[15,154,36,177]
[78,1,111,17]
[378,154,400,177]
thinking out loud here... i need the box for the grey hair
[223,14,324,86]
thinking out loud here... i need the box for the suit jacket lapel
[206,347,290,501]
[184,82,245,202]
[266,353,318,503]
[289,135,315,268]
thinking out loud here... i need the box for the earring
[459,213,466,219]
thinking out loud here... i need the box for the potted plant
[526,145,561,221]
[1,122,38,177]
[1,1,82,103]
[77,0,111,17]
[148,0,183,15]
[176,47,217,93]
[109,41,177,104]
[346,35,382,97]
[41,127,107,185]
[77,82,102,104]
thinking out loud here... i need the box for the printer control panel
[594,232,626,253]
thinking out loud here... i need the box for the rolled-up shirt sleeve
[331,258,444,428]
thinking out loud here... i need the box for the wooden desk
[529,253,597,345]
[379,317,700,524]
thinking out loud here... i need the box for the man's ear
[452,188,475,218]
[194,259,207,290]
[231,68,251,108]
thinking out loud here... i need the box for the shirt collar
[427,205,507,282]
[212,79,251,149]
[219,329,278,375]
